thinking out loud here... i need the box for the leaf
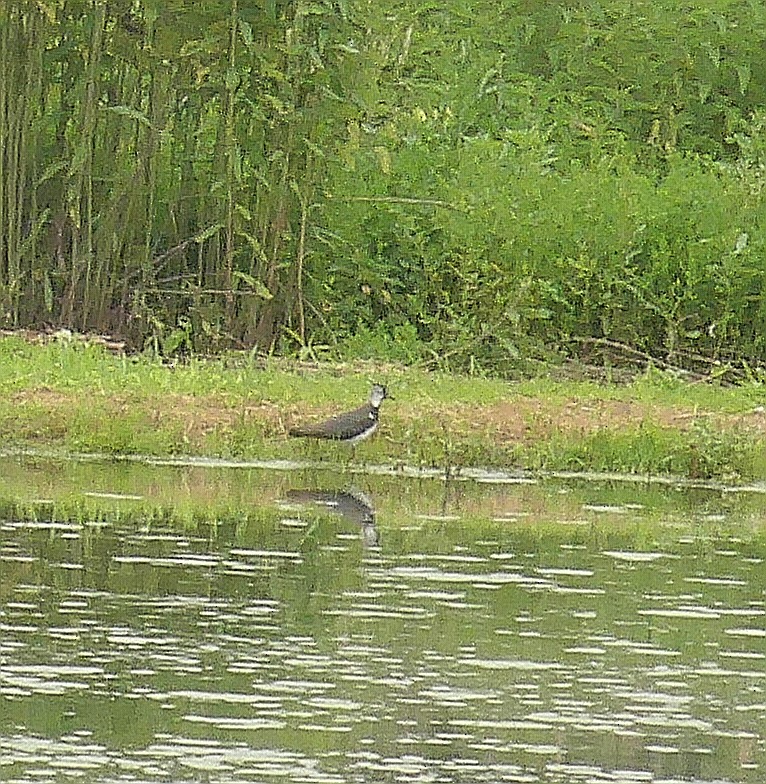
[235,204,252,221]
[736,64,751,95]
[298,4,329,17]
[304,138,326,158]
[225,67,240,93]
[104,105,153,127]
[233,271,274,299]
[37,160,68,185]
[194,223,225,244]
[20,208,51,255]
[238,18,254,48]
[44,271,54,314]
[236,230,269,262]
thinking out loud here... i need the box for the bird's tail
[288,425,317,438]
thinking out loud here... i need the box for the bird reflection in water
[284,489,379,548]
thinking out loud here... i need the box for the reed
[0,2,339,352]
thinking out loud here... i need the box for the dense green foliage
[3,1,766,373]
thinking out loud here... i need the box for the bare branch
[334,195,467,212]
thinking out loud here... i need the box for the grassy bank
[1,335,766,481]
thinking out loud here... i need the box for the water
[1,455,765,783]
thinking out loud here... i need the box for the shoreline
[1,335,765,482]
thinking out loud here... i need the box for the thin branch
[142,287,265,297]
[152,238,195,267]
[295,187,308,343]
[570,336,714,382]
[334,195,467,212]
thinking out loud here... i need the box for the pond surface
[1,455,765,783]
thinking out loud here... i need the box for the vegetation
[3,2,766,375]
[2,336,766,480]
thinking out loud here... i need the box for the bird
[288,383,390,444]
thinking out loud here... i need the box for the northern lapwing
[288,383,389,444]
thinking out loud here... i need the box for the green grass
[1,335,766,481]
